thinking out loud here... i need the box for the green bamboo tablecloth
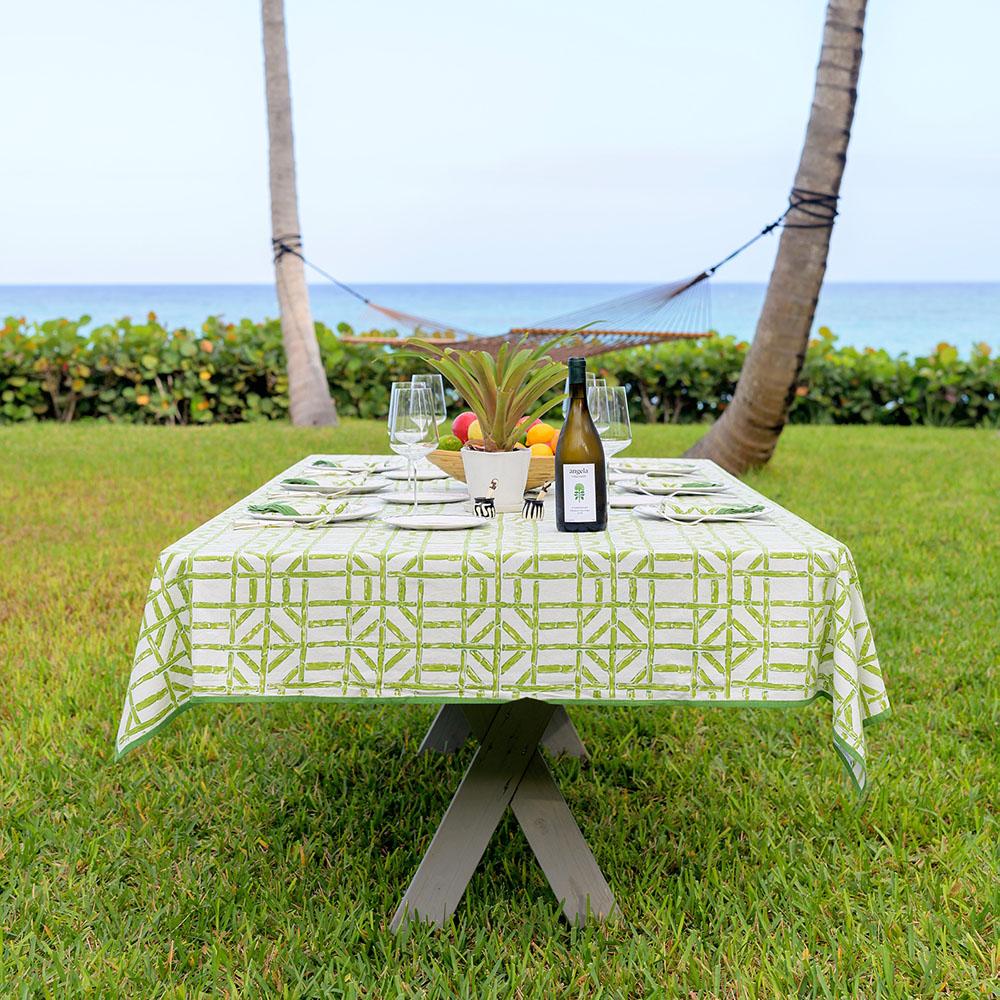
[116,455,890,792]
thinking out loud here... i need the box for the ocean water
[2,282,997,357]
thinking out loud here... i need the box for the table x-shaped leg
[391,699,616,931]
[419,702,589,760]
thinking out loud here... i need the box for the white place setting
[381,488,469,505]
[309,457,404,474]
[616,475,730,497]
[384,467,450,482]
[232,497,385,530]
[633,500,771,524]
[382,512,489,531]
[611,459,698,476]
[277,474,392,495]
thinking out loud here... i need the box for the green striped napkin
[312,459,378,470]
[248,501,350,517]
[248,502,302,515]
[659,502,765,517]
[284,471,369,486]
[639,478,720,489]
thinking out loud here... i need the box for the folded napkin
[617,460,695,473]
[248,501,302,515]
[287,470,369,486]
[312,459,378,471]
[639,478,720,489]
[659,502,765,516]
[248,501,350,517]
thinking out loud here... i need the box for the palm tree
[686,0,866,472]
[261,0,338,426]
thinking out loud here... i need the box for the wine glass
[388,385,438,508]
[587,377,607,418]
[593,386,631,464]
[411,373,447,429]
[563,370,598,418]
[589,378,610,434]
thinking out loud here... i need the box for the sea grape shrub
[602,327,998,427]
[0,315,409,425]
[0,318,996,427]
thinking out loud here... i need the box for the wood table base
[391,700,616,931]
[419,703,590,760]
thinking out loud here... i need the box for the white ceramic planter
[460,448,532,513]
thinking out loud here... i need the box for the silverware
[266,487,353,501]
[232,517,342,531]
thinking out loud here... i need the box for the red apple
[451,410,478,443]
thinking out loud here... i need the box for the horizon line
[3,279,999,288]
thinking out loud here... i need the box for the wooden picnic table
[116,455,890,928]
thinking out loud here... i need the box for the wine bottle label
[561,463,597,522]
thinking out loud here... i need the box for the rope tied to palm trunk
[271,233,371,304]
[783,187,840,228]
[705,188,839,275]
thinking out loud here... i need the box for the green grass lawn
[1,422,997,998]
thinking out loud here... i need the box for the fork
[646,506,770,525]
[232,516,342,531]
[266,486,353,501]
[632,481,738,501]
[651,512,731,526]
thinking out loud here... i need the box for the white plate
[634,503,770,523]
[310,458,403,473]
[619,476,727,496]
[637,468,705,479]
[612,460,699,475]
[280,476,391,495]
[384,467,450,481]
[246,499,383,524]
[383,513,487,531]
[319,500,383,523]
[381,489,469,504]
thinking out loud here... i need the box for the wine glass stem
[409,457,417,510]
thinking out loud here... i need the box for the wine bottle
[555,357,607,532]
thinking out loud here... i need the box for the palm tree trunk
[686,0,865,472]
[261,0,338,427]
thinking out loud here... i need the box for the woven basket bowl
[428,449,555,491]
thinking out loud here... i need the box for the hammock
[352,273,711,361]
[273,192,837,359]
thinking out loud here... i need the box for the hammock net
[352,272,712,359]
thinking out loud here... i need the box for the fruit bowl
[428,449,555,491]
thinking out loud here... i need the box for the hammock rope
[270,187,839,358]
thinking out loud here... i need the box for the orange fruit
[525,422,555,446]
[528,442,553,457]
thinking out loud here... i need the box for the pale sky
[3,0,998,284]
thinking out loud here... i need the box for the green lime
[437,434,463,452]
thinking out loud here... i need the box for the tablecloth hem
[115,689,893,795]
[834,704,892,799]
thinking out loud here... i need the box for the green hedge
[1,314,997,427]
[603,329,1000,427]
